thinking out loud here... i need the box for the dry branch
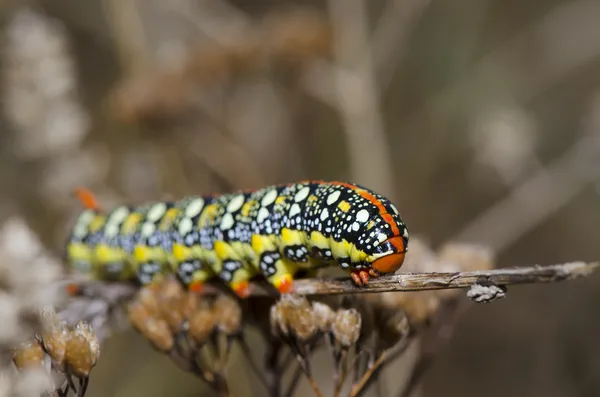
[266,261,599,297]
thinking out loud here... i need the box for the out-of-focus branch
[102,0,150,76]
[370,0,433,90]
[455,121,600,253]
[325,0,394,195]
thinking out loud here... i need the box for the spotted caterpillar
[65,181,409,298]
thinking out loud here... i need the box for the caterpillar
[65,181,409,298]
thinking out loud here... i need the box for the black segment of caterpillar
[65,181,409,298]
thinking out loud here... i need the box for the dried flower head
[270,300,288,337]
[270,294,319,341]
[64,321,99,377]
[39,310,70,370]
[137,286,162,318]
[212,294,242,336]
[273,295,318,342]
[127,300,174,353]
[437,242,496,273]
[157,278,192,332]
[375,309,411,350]
[332,309,361,348]
[12,340,45,371]
[379,291,440,327]
[311,301,336,333]
[188,301,216,346]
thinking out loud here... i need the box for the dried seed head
[275,295,317,342]
[137,285,161,318]
[400,237,438,272]
[270,300,288,337]
[376,309,411,350]
[312,302,336,333]
[212,294,242,335]
[332,309,361,348]
[157,279,190,332]
[39,311,70,370]
[188,301,215,346]
[12,339,45,370]
[74,321,100,363]
[379,291,440,327]
[437,243,495,273]
[181,291,198,320]
[128,300,174,352]
[64,321,99,378]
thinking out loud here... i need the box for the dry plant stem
[282,340,320,397]
[333,349,348,397]
[265,341,283,397]
[283,363,305,397]
[283,261,598,296]
[349,350,390,397]
[289,341,324,397]
[237,336,270,393]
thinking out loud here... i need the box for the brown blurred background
[1,0,600,396]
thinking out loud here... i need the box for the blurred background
[1,0,600,396]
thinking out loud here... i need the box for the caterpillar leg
[350,268,379,286]
[265,256,299,294]
[222,262,253,298]
[174,259,213,293]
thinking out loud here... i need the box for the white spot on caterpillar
[390,204,399,215]
[403,228,409,238]
[320,208,329,221]
[220,213,235,230]
[289,203,301,217]
[178,217,193,236]
[146,203,167,222]
[141,222,156,238]
[257,207,270,223]
[227,195,245,213]
[377,233,387,243]
[261,189,278,206]
[352,222,360,232]
[326,190,341,205]
[107,206,129,226]
[356,209,369,223]
[185,198,205,218]
[104,223,119,238]
[294,186,310,202]
[73,210,94,238]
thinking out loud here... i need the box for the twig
[349,349,390,397]
[247,261,598,296]
[68,261,598,302]
[333,349,348,397]
[237,336,270,393]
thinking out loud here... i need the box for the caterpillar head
[361,204,409,275]
[315,182,409,281]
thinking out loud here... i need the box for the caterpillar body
[66,181,409,297]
